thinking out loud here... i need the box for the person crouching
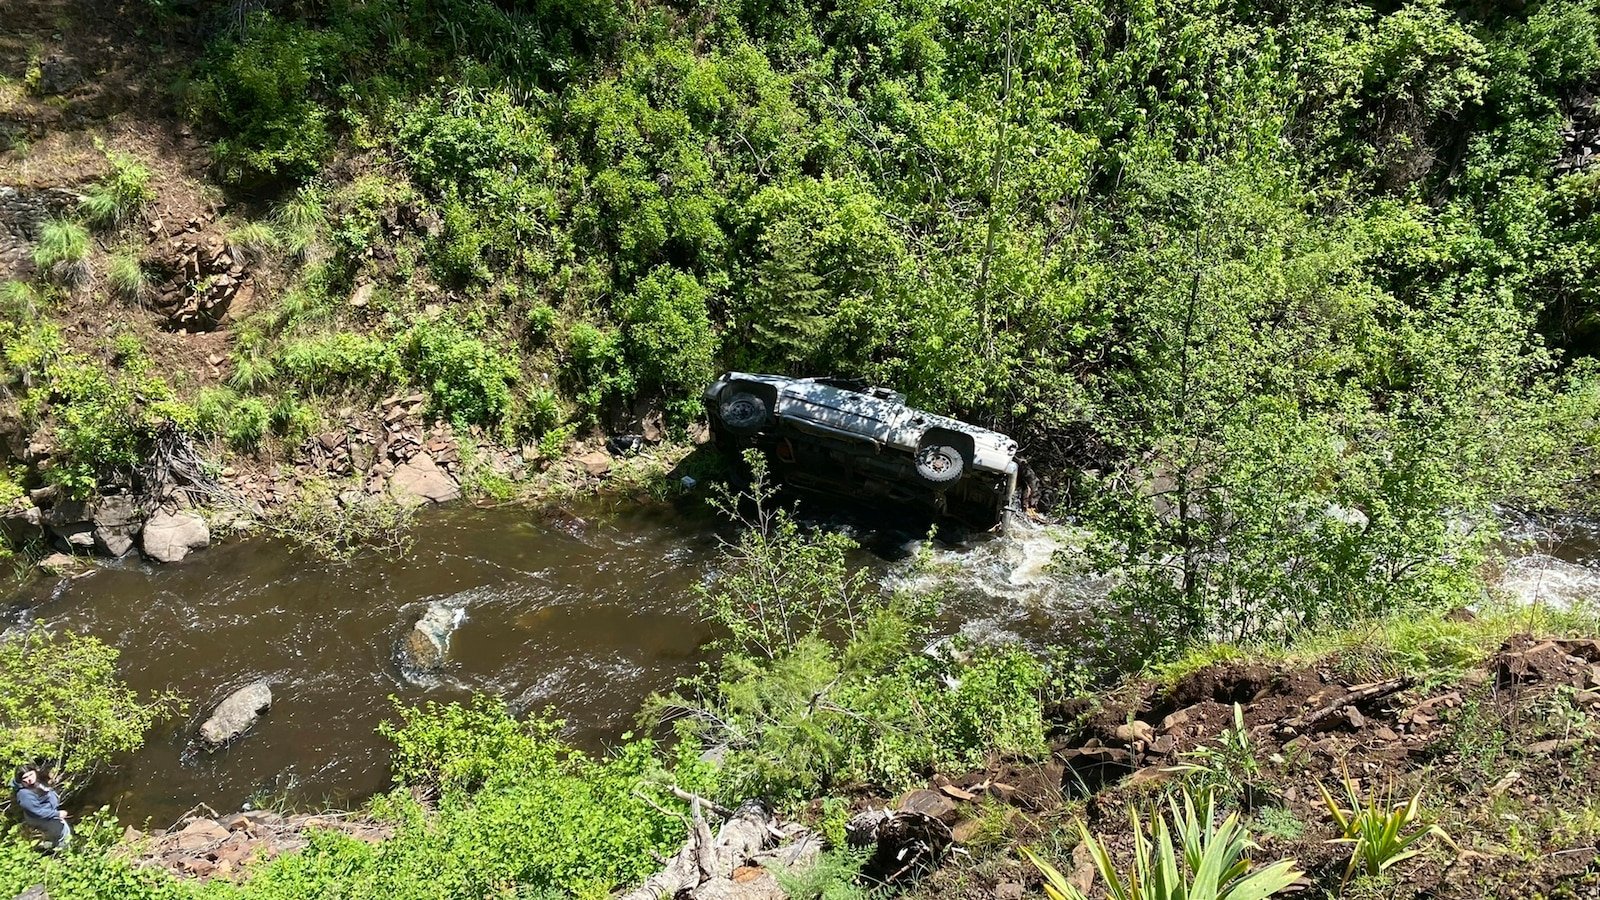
[10,765,70,851]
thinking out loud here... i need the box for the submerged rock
[399,601,465,672]
[388,451,461,505]
[36,552,90,578]
[143,510,210,563]
[200,681,272,746]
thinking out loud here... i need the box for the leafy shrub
[188,14,336,184]
[195,388,272,451]
[619,265,718,416]
[655,460,1045,799]
[0,629,179,790]
[79,150,154,229]
[32,219,90,288]
[401,322,518,427]
[565,320,633,420]
[32,354,175,496]
[274,332,400,391]
[380,694,559,794]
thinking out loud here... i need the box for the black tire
[914,444,965,485]
[719,391,770,434]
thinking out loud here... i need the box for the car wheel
[914,444,965,485]
[719,391,770,434]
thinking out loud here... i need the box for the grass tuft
[79,150,154,229]
[33,219,91,287]
[226,220,280,265]
[105,249,149,303]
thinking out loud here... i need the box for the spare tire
[719,391,770,434]
[914,444,965,485]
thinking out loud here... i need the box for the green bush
[619,265,718,415]
[188,14,337,184]
[655,461,1045,800]
[0,629,179,791]
[32,354,177,496]
[274,332,401,391]
[400,322,518,428]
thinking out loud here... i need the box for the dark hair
[14,764,40,786]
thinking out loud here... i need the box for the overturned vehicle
[703,373,1022,530]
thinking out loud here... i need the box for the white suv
[703,372,1021,530]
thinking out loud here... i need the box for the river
[7,498,1594,827]
[1,499,1089,826]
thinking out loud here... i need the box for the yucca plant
[1024,790,1302,900]
[1319,772,1452,887]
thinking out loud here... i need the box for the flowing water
[1,501,1088,826]
[8,495,1595,828]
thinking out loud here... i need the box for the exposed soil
[888,634,1600,900]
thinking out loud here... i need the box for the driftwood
[618,792,955,900]
[619,797,822,900]
[1280,678,1411,735]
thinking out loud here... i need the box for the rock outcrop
[89,494,143,557]
[200,680,272,746]
[399,601,464,672]
[388,451,461,505]
[131,811,392,881]
[142,509,210,563]
[147,230,254,332]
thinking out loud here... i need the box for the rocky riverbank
[0,397,698,577]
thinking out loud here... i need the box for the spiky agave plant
[1024,790,1302,900]
[1319,771,1452,887]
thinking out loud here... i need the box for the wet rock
[36,552,89,577]
[400,601,464,672]
[12,886,47,900]
[200,681,272,745]
[898,789,958,822]
[51,522,95,551]
[173,818,231,851]
[0,502,42,547]
[142,510,210,563]
[388,451,461,505]
[90,494,143,557]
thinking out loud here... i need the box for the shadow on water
[2,494,1100,825]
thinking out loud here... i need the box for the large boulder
[388,451,461,505]
[200,681,272,746]
[143,510,210,563]
[90,494,143,557]
[43,498,92,550]
[399,601,464,672]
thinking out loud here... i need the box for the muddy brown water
[3,499,1096,827]
[5,503,724,826]
[13,499,1588,828]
